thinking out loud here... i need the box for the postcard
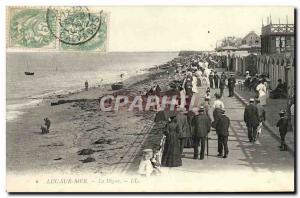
[6,6,295,192]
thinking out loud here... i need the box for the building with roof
[242,31,261,46]
[257,19,295,96]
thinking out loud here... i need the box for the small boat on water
[24,60,34,76]
[111,82,123,90]
[25,72,34,76]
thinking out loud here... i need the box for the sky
[105,6,294,51]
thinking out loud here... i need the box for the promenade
[156,87,294,192]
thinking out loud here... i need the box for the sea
[6,51,178,122]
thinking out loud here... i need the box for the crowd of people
[138,54,233,176]
[244,71,289,102]
[137,53,292,177]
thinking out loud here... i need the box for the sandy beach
[7,67,175,176]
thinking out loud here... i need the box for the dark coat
[213,108,223,122]
[214,74,220,83]
[176,113,190,138]
[228,77,236,88]
[244,104,259,127]
[276,117,289,135]
[162,122,182,167]
[219,79,226,89]
[191,113,211,138]
[215,114,230,136]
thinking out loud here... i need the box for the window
[280,37,286,52]
[275,36,286,53]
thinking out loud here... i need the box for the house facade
[242,31,261,46]
[257,22,295,96]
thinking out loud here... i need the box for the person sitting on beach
[41,125,48,134]
[44,118,51,132]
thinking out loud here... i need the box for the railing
[262,24,294,35]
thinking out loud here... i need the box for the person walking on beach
[85,80,89,91]
[191,106,211,160]
[244,98,259,142]
[161,116,182,167]
[276,110,289,151]
[44,118,51,132]
[214,109,230,158]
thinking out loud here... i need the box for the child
[41,125,48,134]
[138,149,154,177]
[151,147,162,176]
[276,110,289,151]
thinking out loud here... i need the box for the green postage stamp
[7,6,108,52]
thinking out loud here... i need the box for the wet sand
[7,68,175,175]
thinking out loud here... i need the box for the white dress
[213,99,225,109]
[138,159,153,177]
[256,83,267,105]
[192,76,198,93]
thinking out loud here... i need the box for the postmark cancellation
[7,6,108,52]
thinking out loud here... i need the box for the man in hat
[209,71,214,89]
[214,109,230,158]
[214,71,220,89]
[276,110,289,151]
[244,98,260,142]
[227,74,236,97]
[219,72,227,97]
[191,106,211,160]
[251,74,259,91]
[176,107,190,156]
[183,72,193,96]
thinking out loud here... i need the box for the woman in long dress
[161,116,182,167]
[256,80,267,106]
